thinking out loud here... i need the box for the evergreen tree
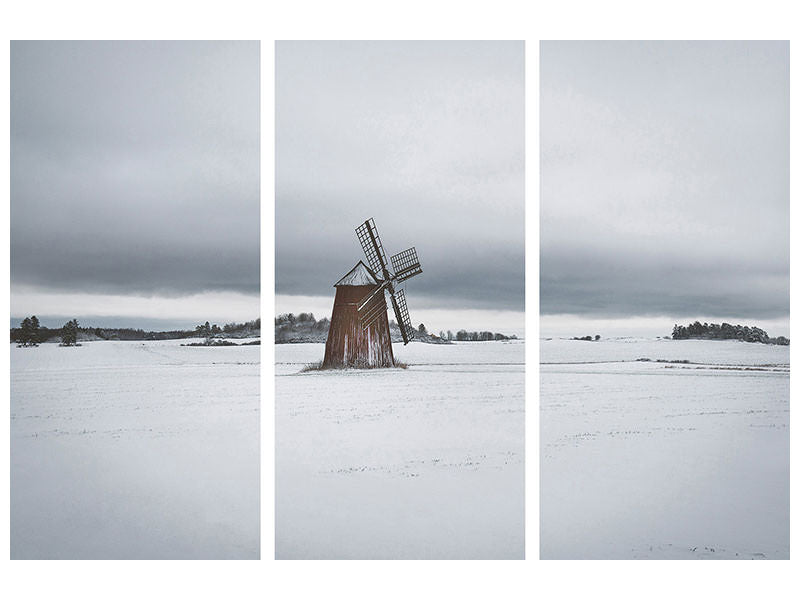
[29,316,40,345]
[195,321,213,344]
[61,319,79,346]
[20,317,32,346]
[17,315,41,347]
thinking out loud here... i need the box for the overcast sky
[11,41,259,329]
[276,41,524,334]
[541,41,789,337]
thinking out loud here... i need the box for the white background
[2,0,798,598]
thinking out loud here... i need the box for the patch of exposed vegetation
[636,358,691,363]
[300,360,408,372]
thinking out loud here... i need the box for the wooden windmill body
[323,261,394,368]
[322,219,423,369]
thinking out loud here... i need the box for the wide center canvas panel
[275,40,525,559]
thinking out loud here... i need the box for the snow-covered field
[10,339,260,559]
[276,341,525,559]
[541,337,789,559]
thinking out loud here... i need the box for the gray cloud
[11,41,259,297]
[276,41,524,312]
[541,245,788,319]
[541,41,788,319]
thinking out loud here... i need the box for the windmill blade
[356,281,390,329]
[390,247,422,283]
[358,290,389,329]
[389,288,414,345]
[356,279,389,312]
[355,218,390,279]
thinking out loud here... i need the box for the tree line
[13,316,80,347]
[275,313,517,342]
[275,313,330,330]
[275,313,322,325]
[193,318,261,344]
[672,321,789,345]
[447,329,517,342]
[11,317,261,346]
[275,313,331,343]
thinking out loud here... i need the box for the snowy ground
[276,341,525,559]
[540,337,789,559]
[10,339,260,559]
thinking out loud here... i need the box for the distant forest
[671,321,789,345]
[11,317,261,346]
[275,313,518,344]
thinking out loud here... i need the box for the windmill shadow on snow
[320,218,422,369]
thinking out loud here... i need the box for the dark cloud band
[11,41,260,298]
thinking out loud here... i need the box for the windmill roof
[334,261,380,286]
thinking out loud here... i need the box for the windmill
[322,218,423,368]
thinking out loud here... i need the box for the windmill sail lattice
[392,288,413,340]
[356,219,389,278]
[391,248,423,283]
[354,219,422,346]
[358,283,391,328]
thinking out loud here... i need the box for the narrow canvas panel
[10,41,261,559]
[540,41,789,560]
